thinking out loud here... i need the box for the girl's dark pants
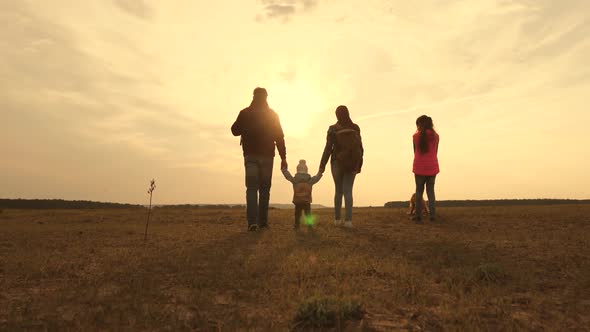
[415,175,436,219]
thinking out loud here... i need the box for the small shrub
[293,296,363,329]
[474,263,506,283]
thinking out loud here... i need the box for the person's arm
[231,111,244,136]
[276,137,287,161]
[310,172,323,185]
[436,136,439,154]
[281,168,295,184]
[357,125,364,173]
[318,128,333,173]
[271,112,288,168]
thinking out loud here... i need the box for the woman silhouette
[318,105,364,228]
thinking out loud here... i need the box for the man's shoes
[259,223,269,230]
[334,219,342,226]
[248,224,259,232]
[344,221,353,228]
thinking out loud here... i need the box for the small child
[282,160,322,230]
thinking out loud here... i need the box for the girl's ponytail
[416,115,435,154]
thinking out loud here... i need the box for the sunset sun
[267,77,325,137]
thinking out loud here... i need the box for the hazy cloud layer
[0,1,241,203]
[1,0,589,204]
[113,0,154,20]
[258,0,318,22]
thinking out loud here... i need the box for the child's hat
[296,160,308,174]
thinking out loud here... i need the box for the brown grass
[1,205,589,331]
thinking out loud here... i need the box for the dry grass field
[1,205,589,331]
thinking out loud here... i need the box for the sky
[1,0,589,206]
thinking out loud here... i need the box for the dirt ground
[1,205,589,331]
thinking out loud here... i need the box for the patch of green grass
[292,296,363,329]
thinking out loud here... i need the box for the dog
[407,193,429,216]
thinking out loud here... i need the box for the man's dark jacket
[231,107,286,159]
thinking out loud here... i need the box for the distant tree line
[6,198,586,210]
[154,204,245,210]
[154,204,325,210]
[384,199,590,208]
[0,199,143,209]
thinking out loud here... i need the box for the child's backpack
[334,125,362,172]
[293,182,312,204]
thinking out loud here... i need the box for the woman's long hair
[416,115,435,154]
[336,105,353,126]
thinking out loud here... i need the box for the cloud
[326,0,590,127]
[280,69,296,82]
[266,4,296,19]
[258,0,318,22]
[356,91,504,122]
[113,0,153,20]
[0,1,231,174]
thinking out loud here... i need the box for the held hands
[281,158,288,170]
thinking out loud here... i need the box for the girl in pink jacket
[412,115,439,222]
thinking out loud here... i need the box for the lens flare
[304,214,317,226]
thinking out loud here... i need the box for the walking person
[318,105,364,228]
[412,115,440,223]
[281,160,323,231]
[231,87,288,231]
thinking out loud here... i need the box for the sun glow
[266,78,325,138]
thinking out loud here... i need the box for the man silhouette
[231,87,288,231]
